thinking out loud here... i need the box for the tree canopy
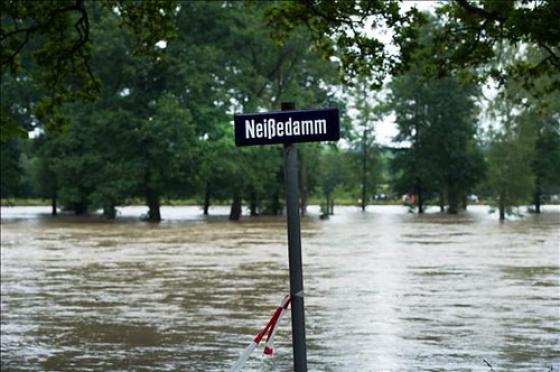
[268,0,559,87]
[1,0,177,138]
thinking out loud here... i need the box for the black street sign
[234,108,339,147]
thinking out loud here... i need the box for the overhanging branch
[455,0,506,22]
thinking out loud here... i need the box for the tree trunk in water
[74,200,87,215]
[499,194,506,221]
[272,162,283,215]
[361,128,367,212]
[299,154,307,217]
[51,193,57,216]
[229,190,242,221]
[203,183,210,216]
[417,180,424,214]
[103,203,116,219]
[249,186,258,216]
[448,203,459,214]
[534,177,541,213]
[461,195,468,210]
[447,195,459,214]
[322,195,329,216]
[439,191,444,212]
[271,188,280,215]
[447,181,459,214]
[361,178,366,212]
[146,189,161,222]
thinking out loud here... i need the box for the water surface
[1,205,559,371]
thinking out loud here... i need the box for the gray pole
[282,102,307,371]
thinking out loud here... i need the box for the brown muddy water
[1,205,559,371]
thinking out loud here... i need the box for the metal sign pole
[282,102,308,371]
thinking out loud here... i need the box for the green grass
[1,198,51,206]
[307,197,402,206]
[3,197,557,208]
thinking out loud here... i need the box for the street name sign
[234,108,339,146]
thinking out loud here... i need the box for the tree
[137,94,197,221]
[32,136,59,215]
[171,1,286,220]
[486,118,535,221]
[387,16,485,214]
[484,44,559,219]
[0,72,41,141]
[521,50,560,213]
[428,0,559,90]
[532,114,560,212]
[25,8,200,220]
[1,0,177,139]
[317,146,351,216]
[197,125,235,216]
[267,0,415,87]
[486,79,536,220]
[388,70,434,214]
[0,139,23,199]
[389,67,484,214]
[347,81,381,211]
[189,2,343,220]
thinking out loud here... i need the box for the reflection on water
[1,205,559,371]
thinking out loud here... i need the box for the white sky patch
[376,112,400,146]
[400,0,441,13]
[28,127,43,139]
[155,40,167,49]
[477,78,500,136]
[118,87,130,97]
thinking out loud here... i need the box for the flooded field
[1,205,559,371]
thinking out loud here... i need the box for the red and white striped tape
[263,295,290,356]
[229,295,291,372]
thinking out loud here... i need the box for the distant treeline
[1,2,559,221]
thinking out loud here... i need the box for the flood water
[1,205,559,371]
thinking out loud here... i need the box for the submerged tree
[389,70,485,214]
[388,15,485,214]
[484,43,560,220]
[347,81,381,211]
[26,8,200,220]
[532,113,560,213]
[524,52,560,213]
[317,146,351,216]
[486,117,535,220]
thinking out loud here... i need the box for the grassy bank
[1,197,403,208]
[3,198,558,208]
[1,198,52,207]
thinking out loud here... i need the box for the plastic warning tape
[229,295,291,372]
[263,295,291,356]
